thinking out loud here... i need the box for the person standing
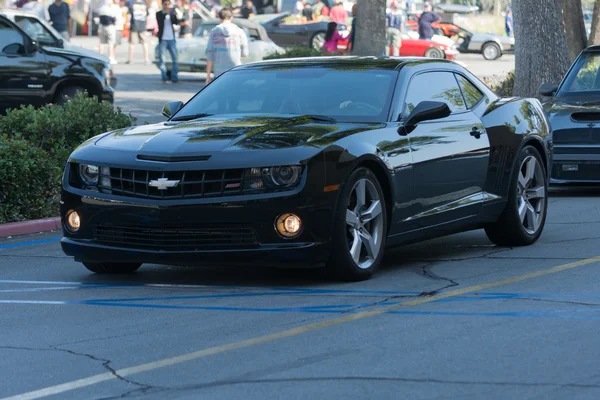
[128,0,150,64]
[205,8,248,84]
[23,0,50,21]
[386,3,402,56]
[178,0,193,38]
[505,8,513,37]
[156,0,180,83]
[240,0,256,19]
[418,2,439,40]
[329,1,347,24]
[115,0,129,47]
[312,0,328,20]
[98,0,119,64]
[301,1,313,22]
[48,0,71,41]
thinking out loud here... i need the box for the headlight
[79,164,99,186]
[243,165,303,190]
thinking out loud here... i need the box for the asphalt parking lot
[3,187,600,400]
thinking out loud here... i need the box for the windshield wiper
[297,114,337,123]
[170,113,214,122]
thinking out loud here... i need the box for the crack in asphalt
[0,345,161,395]
[160,376,600,392]
[417,262,459,297]
[507,297,600,307]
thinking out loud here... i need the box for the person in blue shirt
[418,2,440,40]
[505,8,513,37]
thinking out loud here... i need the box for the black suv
[0,9,116,112]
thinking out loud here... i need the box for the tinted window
[13,16,59,46]
[404,71,466,116]
[456,74,484,109]
[0,21,26,55]
[559,53,600,93]
[177,67,398,123]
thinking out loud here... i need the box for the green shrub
[0,93,134,164]
[0,137,62,224]
[0,94,135,223]
[264,46,325,60]
[483,70,515,97]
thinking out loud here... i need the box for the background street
[2,187,600,400]
[68,37,516,124]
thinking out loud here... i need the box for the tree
[512,0,571,97]
[352,0,387,56]
[590,0,600,44]
[563,0,588,61]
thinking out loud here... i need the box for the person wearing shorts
[98,0,119,63]
[128,0,150,64]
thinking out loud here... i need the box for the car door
[0,17,49,111]
[402,70,490,229]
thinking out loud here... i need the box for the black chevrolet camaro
[540,45,600,184]
[61,57,551,281]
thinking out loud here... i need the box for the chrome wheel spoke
[526,186,545,200]
[346,209,359,228]
[518,199,528,224]
[349,229,361,263]
[354,179,366,212]
[359,230,376,259]
[526,203,538,231]
[361,200,382,223]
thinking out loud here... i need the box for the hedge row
[0,93,134,224]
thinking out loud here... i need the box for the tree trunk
[563,0,588,61]
[590,0,600,45]
[512,0,571,98]
[494,0,503,16]
[352,0,387,56]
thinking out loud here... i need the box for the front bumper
[60,188,335,268]
[550,150,600,184]
[101,83,115,103]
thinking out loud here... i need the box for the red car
[339,34,457,60]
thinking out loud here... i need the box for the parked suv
[0,9,116,112]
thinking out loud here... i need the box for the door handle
[470,127,481,139]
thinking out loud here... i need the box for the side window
[456,74,484,109]
[0,20,26,55]
[14,16,57,45]
[404,71,466,116]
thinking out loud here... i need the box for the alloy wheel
[312,32,326,50]
[345,178,384,269]
[516,155,546,235]
[483,44,499,60]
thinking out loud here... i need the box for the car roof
[235,56,457,71]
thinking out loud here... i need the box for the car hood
[88,115,379,166]
[44,41,110,63]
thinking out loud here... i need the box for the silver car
[437,22,514,60]
[153,18,284,75]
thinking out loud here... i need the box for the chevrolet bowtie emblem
[148,178,180,190]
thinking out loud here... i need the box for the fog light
[67,211,81,232]
[562,164,579,172]
[275,213,302,238]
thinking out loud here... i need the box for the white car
[154,18,284,75]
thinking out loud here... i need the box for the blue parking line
[0,238,60,249]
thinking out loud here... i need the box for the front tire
[425,47,445,59]
[83,262,142,274]
[482,42,501,60]
[328,168,387,281]
[485,145,547,246]
[55,85,86,105]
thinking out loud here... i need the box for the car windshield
[13,15,60,46]
[174,66,398,123]
[558,52,600,96]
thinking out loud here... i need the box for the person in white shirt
[22,0,50,21]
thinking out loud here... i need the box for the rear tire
[327,168,387,281]
[485,145,547,246]
[83,262,142,274]
[55,85,86,105]
[310,31,326,50]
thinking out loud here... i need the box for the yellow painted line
[5,255,600,400]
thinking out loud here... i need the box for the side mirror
[162,101,184,118]
[28,40,39,53]
[401,101,451,133]
[539,83,558,97]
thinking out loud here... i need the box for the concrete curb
[0,217,61,238]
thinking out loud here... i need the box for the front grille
[97,168,268,199]
[93,224,259,251]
